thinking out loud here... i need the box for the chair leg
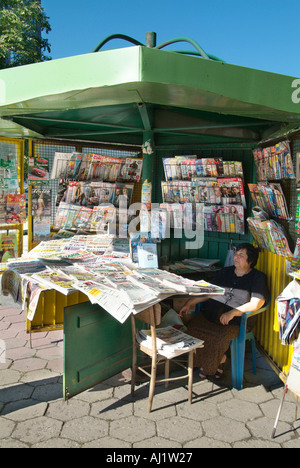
[131,344,137,397]
[148,357,157,412]
[131,315,137,397]
[188,351,193,404]
[250,338,257,375]
[230,337,246,391]
[165,359,170,389]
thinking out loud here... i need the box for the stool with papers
[131,304,204,412]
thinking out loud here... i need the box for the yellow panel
[256,248,294,379]
[26,289,89,333]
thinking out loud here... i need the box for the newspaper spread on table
[1,236,224,324]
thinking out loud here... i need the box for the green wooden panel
[63,302,134,399]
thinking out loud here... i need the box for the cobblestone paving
[0,299,299,448]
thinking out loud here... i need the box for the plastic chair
[131,303,204,412]
[230,298,270,390]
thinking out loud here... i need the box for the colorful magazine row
[53,200,245,235]
[56,180,134,209]
[54,202,115,233]
[252,141,294,181]
[203,205,244,234]
[51,152,143,183]
[160,203,244,234]
[161,177,246,207]
[247,217,292,257]
[0,193,26,225]
[163,155,243,181]
[248,182,289,220]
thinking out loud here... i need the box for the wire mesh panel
[33,142,76,224]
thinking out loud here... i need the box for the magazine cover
[51,152,73,179]
[161,181,180,204]
[175,156,197,180]
[295,191,300,234]
[33,217,51,243]
[217,177,246,207]
[248,184,263,208]
[162,158,181,181]
[72,206,93,230]
[65,181,91,206]
[6,194,26,224]
[269,183,290,220]
[28,154,49,181]
[53,202,70,230]
[89,206,115,233]
[87,182,115,206]
[55,179,69,206]
[113,183,133,208]
[0,155,19,190]
[31,188,51,218]
[77,153,92,181]
[119,157,143,182]
[86,154,120,181]
[65,152,84,179]
[64,205,82,230]
[0,190,6,223]
[223,205,245,234]
[0,232,18,263]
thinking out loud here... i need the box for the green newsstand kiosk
[1,33,300,397]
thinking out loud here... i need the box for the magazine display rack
[247,141,294,257]
[0,137,25,268]
[29,150,143,241]
[161,155,246,234]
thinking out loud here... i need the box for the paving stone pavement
[0,295,299,449]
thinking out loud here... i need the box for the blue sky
[42,0,300,77]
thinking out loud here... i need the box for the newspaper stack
[136,326,204,359]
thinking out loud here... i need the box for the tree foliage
[0,0,51,68]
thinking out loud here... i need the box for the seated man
[176,243,269,380]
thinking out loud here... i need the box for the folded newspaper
[136,326,204,359]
